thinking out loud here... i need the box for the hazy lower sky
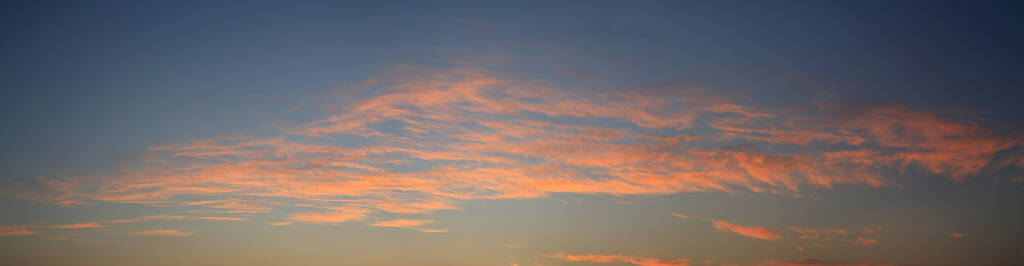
[2,1,1023,265]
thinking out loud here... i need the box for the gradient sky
[2,1,1023,266]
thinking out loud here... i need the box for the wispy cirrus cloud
[545,252,905,266]
[853,237,879,247]
[787,226,848,239]
[676,214,882,248]
[713,220,783,240]
[120,229,195,236]
[3,63,1020,239]
[0,225,39,236]
[194,217,246,221]
[48,222,103,229]
[755,259,902,266]
[545,252,690,266]
[289,210,368,225]
[102,214,187,224]
[674,214,781,240]
[370,219,447,233]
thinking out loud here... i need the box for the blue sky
[1,1,1023,265]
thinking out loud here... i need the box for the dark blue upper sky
[1,0,1022,190]
[2,2,1024,265]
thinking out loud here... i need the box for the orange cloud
[6,64,1020,236]
[370,219,446,233]
[756,259,900,266]
[787,226,847,239]
[49,222,103,229]
[102,215,186,223]
[853,237,878,246]
[862,226,884,234]
[121,229,195,236]
[949,233,967,238]
[713,221,783,240]
[673,213,712,222]
[0,225,40,236]
[545,252,690,266]
[289,210,367,224]
[195,217,246,221]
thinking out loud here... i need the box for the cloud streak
[120,230,195,236]
[289,210,368,225]
[755,259,901,266]
[713,221,783,240]
[4,64,1021,241]
[545,252,690,266]
[0,225,39,236]
[49,222,103,229]
[370,219,447,233]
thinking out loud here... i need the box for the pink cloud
[862,226,884,234]
[713,220,783,240]
[370,219,446,233]
[289,210,367,224]
[756,259,900,266]
[853,237,878,246]
[949,233,967,238]
[0,225,40,236]
[195,217,246,221]
[101,215,185,223]
[545,252,690,266]
[121,229,195,236]
[6,64,1020,234]
[787,226,848,239]
[49,222,103,229]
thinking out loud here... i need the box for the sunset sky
[2,1,1023,265]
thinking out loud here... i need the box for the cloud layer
[546,252,690,266]
[5,65,1021,238]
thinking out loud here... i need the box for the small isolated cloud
[788,226,847,239]
[289,210,367,224]
[414,228,449,233]
[672,213,711,222]
[371,219,447,233]
[209,202,272,214]
[756,259,901,266]
[503,244,520,248]
[78,240,118,245]
[266,222,292,226]
[862,226,884,234]
[949,233,967,238]
[0,225,39,236]
[545,252,690,266]
[121,229,195,236]
[713,221,783,240]
[853,237,878,246]
[195,217,246,221]
[49,222,103,229]
[102,214,186,224]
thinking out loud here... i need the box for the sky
[1,1,1023,265]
